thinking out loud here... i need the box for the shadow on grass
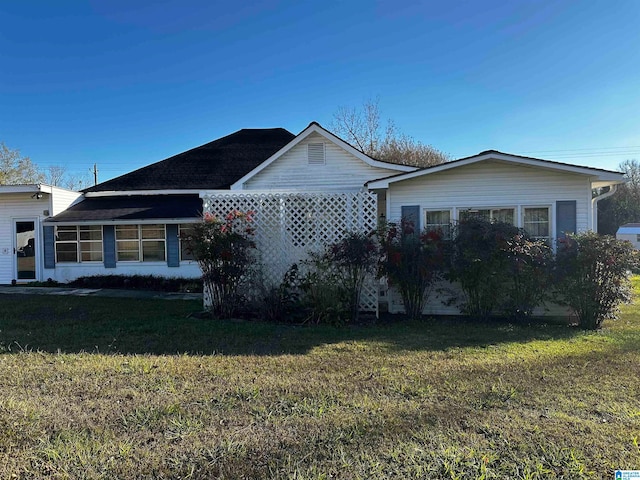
[0,294,593,356]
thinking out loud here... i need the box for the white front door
[14,219,39,281]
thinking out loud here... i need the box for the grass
[0,279,639,478]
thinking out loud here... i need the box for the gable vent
[307,143,326,165]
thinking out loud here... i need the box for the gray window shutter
[43,225,55,269]
[103,225,116,268]
[166,224,179,267]
[556,200,577,239]
[401,205,420,235]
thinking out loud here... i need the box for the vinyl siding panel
[50,188,82,215]
[246,133,400,191]
[388,161,592,233]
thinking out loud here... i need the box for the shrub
[251,265,301,323]
[379,220,444,320]
[501,233,553,321]
[449,219,519,320]
[299,252,349,325]
[68,275,202,293]
[182,210,256,318]
[324,232,378,323]
[553,232,638,329]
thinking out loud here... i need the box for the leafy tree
[597,159,640,235]
[0,142,45,185]
[331,98,449,167]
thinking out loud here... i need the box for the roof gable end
[230,122,415,190]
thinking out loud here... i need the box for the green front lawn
[0,279,638,479]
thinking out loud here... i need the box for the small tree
[554,232,638,329]
[183,210,256,318]
[379,220,444,320]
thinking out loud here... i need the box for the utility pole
[93,163,98,185]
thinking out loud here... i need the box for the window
[116,224,166,262]
[179,224,195,261]
[523,207,550,241]
[425,210,451,239]
[459,208,515,224]
[636,234,640,243]
[55,225,103,263]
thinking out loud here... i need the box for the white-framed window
[116,224,166,262]
[55,225,103,263]
[459,207,515,225]
[523,207,550,241]
[179,224,195,261]
[425,210,452,239]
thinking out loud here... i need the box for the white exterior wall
[387,161,592,232]
[385,161,591,317]
[0,193,51,284]
[46,261,201,283]
[245,133,399,191]
[50,188,82,215]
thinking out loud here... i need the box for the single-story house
[617,223,640,249]
[0,122,626,314]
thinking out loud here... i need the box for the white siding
[387,160,592,234]
[0,193,51,284]
[50,187,82,215]
[245,133,400,191]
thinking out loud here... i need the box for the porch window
[523,207,550,241]
[116,224,166,262]
[459,208,515,224]
[425,210,451,239]
[55,225,103,263]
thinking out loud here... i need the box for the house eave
[366,152,626,189]
[84,189,204,197]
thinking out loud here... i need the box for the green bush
[299,252,349,326]
[448,219,519,320]
[379,220,444,320]
[182,210,256,318]
[553,232,638,329]
[501,233,553,321]
[448,219,551,321]
[325,232,378,323]
[68,275,202,293]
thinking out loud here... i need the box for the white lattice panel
[201,191,378,314]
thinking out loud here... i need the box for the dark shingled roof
[46,195,202,222]
[83,128,295,192]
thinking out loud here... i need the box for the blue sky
[1,0,639,183]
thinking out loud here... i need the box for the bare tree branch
[330,98,449,167]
